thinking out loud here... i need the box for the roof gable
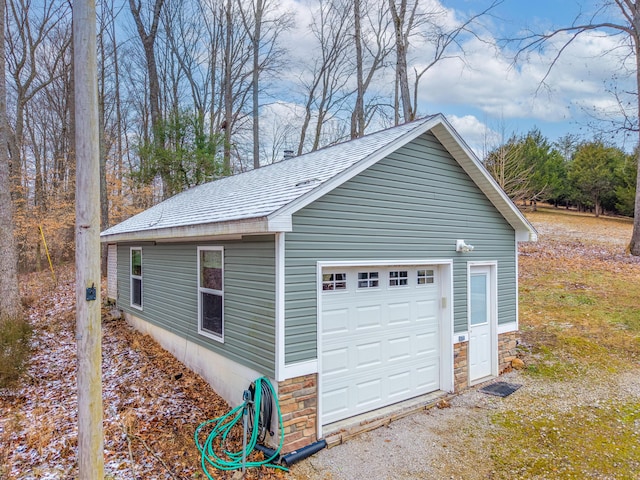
[101,114,537,243]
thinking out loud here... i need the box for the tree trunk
[351,0,365,138]
[223,0,233,172]
[73,0,104,476]
[129,0,165,143]
[631,24,640,254]
[252,0,263,169]
[0,0,22,322]
[389,0,413,123]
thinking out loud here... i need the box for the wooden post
[73,0,104,477]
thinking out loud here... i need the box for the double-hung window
[198,247,224,341]
[130,247,143,309]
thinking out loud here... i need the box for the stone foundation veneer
[498,331,519,373]
[452,331,520,392]
[453,341,469,391]
[277,374,318,452]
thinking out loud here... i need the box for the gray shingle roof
[101,114,537,243]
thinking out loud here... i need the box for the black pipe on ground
[254,439,327,467]
[281,439,327,466]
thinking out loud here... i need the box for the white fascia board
[498,322,518,334]
[281,360,318,380]
[269,116,442,222]
[275,232,286,382]
[267,214,293,232]
[99,217,273,243]
[430,120,538,243]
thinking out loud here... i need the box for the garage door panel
[415,364,439,390]
[323,307,350,335]
[387,336,412,362]
[323,347,349,376]
[321,265,441,425]
[416,299,437,321]
[388,370,411,398]
[354,378,383,408]
[387,301,411,325]
[355,305,382,330]
[323,386,349,418]
[355,341,383,369]
[416,331,438,356]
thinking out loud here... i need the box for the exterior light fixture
[456,239,474,253]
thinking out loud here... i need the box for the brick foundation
[453,331,520,392]
[277,373,318,452]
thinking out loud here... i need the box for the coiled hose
[194,376,288,477]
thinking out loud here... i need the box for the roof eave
[100,216,292,243]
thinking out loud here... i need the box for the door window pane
[470,273,488,325]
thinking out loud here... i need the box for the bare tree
[298,0,355,154]
[513,1,640,254]
[484,139,535,204]
[388,0,500,124]
[5,0,70,199]
[0,0,22,322]
[350,0,393,138]
[238,0,291,169]
[129,0,165,143]
[388,0,417,124]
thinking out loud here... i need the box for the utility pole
[73,0,104,477]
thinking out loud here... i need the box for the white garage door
[321,265,440,425]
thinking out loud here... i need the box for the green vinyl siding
[284,131,517,364]
[116,236,276,376]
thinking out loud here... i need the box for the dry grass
[490,207,640,478]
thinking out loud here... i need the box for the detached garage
[101,114,536,452]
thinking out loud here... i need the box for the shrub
[0,316,33,389]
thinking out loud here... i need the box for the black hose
[248,379,274,444]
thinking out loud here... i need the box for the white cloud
[416,26,634,129]
[446,114,497,158]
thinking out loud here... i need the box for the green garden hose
[194,376,288,477]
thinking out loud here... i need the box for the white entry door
[468,265,493,383]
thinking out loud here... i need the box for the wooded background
[4,0,637,273]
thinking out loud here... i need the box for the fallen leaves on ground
[0,265,286,479]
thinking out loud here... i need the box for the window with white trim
[389,270,408,287]
[198,247,224,341]
[358,271,379,288]
[322,273,347,291]
[130,247,143,309]
[417,269,435,285]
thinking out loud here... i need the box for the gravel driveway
[289,372,520,480]
[290,368,640,479]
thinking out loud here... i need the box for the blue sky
[420,0,636,154]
